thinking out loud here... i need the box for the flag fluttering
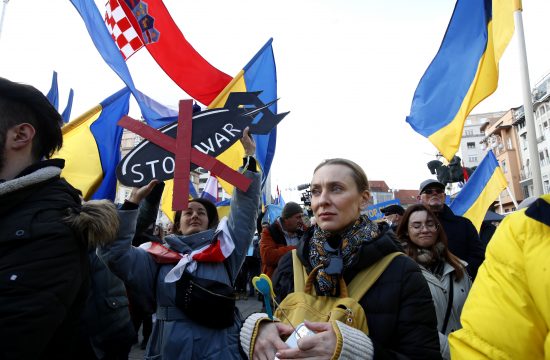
[108,0,232,105]
[406,0,516,160]
[450,150,508,231]
[55,88,131,200]
[46,71,59,110]
[70,0,162,122]
[209,38,280,191]
[61,88,74,123]
[200,175,220,204]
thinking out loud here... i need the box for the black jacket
[80,250,136,352]
[436,205,484,279]
[272,226,441,360]
[0,160,88,360]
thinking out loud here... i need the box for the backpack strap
[292,249,309,292]
[347,252,403,300]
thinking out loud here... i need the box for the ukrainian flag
[209,38,279,192]
[216,199,232,220]
[55,88,130,200]
[450,150,508,231]
[406,0,516,161]
[161,39,279,220]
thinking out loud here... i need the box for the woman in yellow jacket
[449,194,550,359]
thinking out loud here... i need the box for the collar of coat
[525,194,550,227]
[0,159,63,197]
[296,222,404,283]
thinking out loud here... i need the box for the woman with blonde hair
[241,158,440,359]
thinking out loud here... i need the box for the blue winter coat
[99,170,260,360]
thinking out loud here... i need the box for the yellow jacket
[449,194,550,359]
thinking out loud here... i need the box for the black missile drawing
[116,92,289,187]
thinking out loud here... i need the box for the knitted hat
[281,202,303,219]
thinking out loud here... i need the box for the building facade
[460,111,506,168]
[480,109,524,212]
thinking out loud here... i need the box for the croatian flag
[163,217,234,282]
[200,176,219,204]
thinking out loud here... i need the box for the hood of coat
[65,199,120,248]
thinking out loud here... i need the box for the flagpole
[505,187,519,209]
[0,0,9,41]
[514,3,543,197]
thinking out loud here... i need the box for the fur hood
[64,199,120,249]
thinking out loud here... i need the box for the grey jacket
[99,170,260,360]
[421,261,471,360]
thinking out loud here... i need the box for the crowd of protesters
[1,77,549,360]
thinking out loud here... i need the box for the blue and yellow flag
[450,150,508,231]
[160,39,279,221]
[406,0,516,160]
[46,71,59,111]
[55,88,131,200]
[209,38,279,191]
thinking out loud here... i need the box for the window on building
[521,134,527,149]
[501,160,507,173]
[545,180,550,194]
[469,156,477,162]
[464,129,474,136]
[467,142,476,149]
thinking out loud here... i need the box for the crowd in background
[1,77,549,360]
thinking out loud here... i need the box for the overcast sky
[1,1,549,200]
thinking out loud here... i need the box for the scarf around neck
[309,215,380,296]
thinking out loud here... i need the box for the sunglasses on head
[422,188,445,195]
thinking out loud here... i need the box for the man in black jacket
[417,179,484,279]
[0,77,108,359]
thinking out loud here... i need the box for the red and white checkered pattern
[105,0,143,60]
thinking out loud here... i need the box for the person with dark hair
[380,204,405,230]
[241,158,440,360]
[0,77,118,359]
[417,179,484,279]
[397,204,471,359]
[260,201,305,278]
[99,128,260,359]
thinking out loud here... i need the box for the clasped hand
[253,321,336,360]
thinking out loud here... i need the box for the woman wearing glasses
[397,204,471,360]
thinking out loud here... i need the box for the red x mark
[118,99,252,210]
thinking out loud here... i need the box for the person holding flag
[99,128,260,359]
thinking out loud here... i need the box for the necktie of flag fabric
[70,0,162,122]
[54,87,131,200]
[46,71,59,110]
[209,38,280,192]
[200,175,219,204]
[106,0,232,105]
[61,88,74,123]
[449,150,508,231]
[406,0,516,161]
